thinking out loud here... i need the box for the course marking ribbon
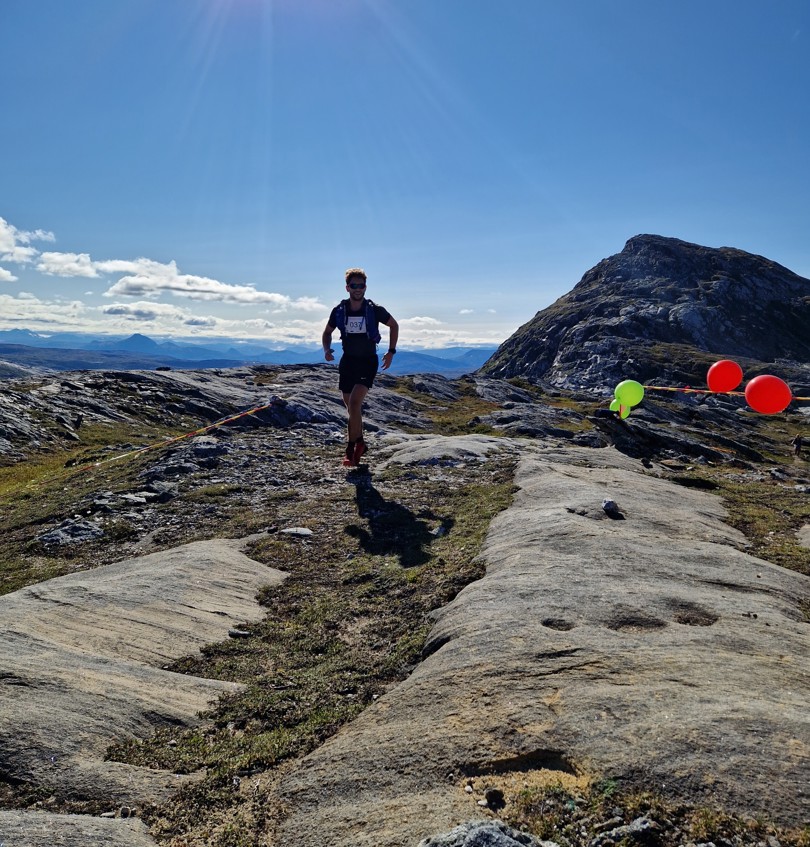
[77,398,282,473]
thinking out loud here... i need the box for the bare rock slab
[0,810,156,847]
[0,537,285,809]
[273,445,810,846]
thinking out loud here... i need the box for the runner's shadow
[345,473,453,568]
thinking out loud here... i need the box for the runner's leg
[344,385,369,443]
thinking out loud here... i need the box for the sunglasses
[348,282,366,290]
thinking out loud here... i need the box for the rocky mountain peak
[480,234,810,392]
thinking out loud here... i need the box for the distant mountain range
[0,330,498,379]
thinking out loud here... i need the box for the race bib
[346,315,366,334]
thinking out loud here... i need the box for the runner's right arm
[322,322,336,362]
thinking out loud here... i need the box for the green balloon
[614,379,644,407]
[608,398,631,418]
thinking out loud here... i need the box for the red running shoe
[353,439,368,464]
[342,441,357,467]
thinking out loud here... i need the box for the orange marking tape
[643,385,810,401]
[77,399,280,473]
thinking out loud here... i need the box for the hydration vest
[334,298,381,344]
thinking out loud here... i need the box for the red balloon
[706,359,743,393]
[744,374,793,415]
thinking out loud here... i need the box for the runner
[322,268,399,466]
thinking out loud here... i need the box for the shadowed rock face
[480,235,810,391]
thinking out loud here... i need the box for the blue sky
[1,0,808,349]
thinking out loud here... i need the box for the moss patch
[491,777,810,847]
[391,377,502,434]
[0,422,191,594]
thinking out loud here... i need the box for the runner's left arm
[381,316,399,370]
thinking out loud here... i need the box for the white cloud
[37,251,99,278]
[98,257,322,309]
[401,316,443,327]
[93,259,146,274]
[459,308,474,314]
[102,301,190,321]
[286,296,328,313]
[0,217,55,264]
[0,293,87,327]
[0,292,223,337]
[101,259,272,303]
[242,318,276,330]
[1,216,329,321]
[2,245,39,264]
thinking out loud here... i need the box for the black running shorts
[338,354,379,393]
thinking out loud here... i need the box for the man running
[322,268,399,466]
